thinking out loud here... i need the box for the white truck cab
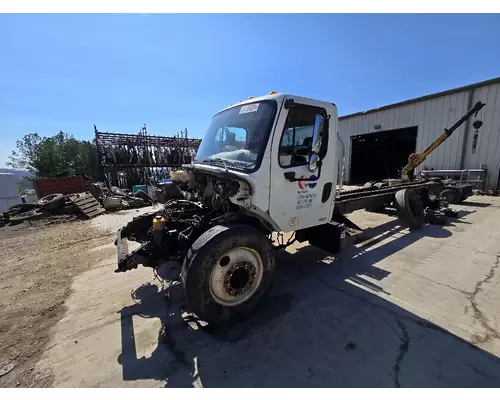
[189,92,339,233]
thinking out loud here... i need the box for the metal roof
[339,76,500,121]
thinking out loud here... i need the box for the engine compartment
[116,168,262,272]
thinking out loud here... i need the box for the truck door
[268,97,338,232]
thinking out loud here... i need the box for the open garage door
[350,126,418,184]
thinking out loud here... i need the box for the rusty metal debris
[1,190,106,226]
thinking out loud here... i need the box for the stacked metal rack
[94,125,201,188]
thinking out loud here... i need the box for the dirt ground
[0,219,115,387]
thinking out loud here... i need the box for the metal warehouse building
[338,76,500,191]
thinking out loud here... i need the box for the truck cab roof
[218,93,336,115]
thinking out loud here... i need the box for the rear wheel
[394,188,425,229]
[180,224,275,325]
[439,188,462,205]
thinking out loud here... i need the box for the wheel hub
[209,247,264,306]
[223,261,256,296]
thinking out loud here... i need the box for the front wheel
[180,224,275,325]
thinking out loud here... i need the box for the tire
[180,224,275,326]
[8,209,44,224]
[439,188,462,205]
[5,203,40,214]
[4,203,40,217]
[394,189,425,229]
[38,193,65,211]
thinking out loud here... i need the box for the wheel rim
[442,191,457,203]
[209,247,264,306]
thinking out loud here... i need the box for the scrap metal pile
[0,193,97,227]
[97,184,155,211]
[0,125,204,227]
[0,186,156,228]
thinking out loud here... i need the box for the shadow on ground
[460,201,493,208]
[117,219,500,388]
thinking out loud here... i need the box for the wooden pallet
[68,192,105,219]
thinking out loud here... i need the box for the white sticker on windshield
[239,103,259,114]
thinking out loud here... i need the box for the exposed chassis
[334,180,444,215]
[115,179,446,274]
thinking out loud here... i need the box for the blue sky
[1,13,500,167]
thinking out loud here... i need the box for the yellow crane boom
[401,101,486,181]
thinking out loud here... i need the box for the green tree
[7,133,43,173]
[7,131,99,179]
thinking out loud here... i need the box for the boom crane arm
[401,100,486,181]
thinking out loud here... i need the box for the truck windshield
[194,100,277,172]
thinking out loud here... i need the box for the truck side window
[278,105,324,168]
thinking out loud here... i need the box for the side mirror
[308,154,320,172]
[311,114,324,154]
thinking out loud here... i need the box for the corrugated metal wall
[463,82,500,190]
[339,82,500,190]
